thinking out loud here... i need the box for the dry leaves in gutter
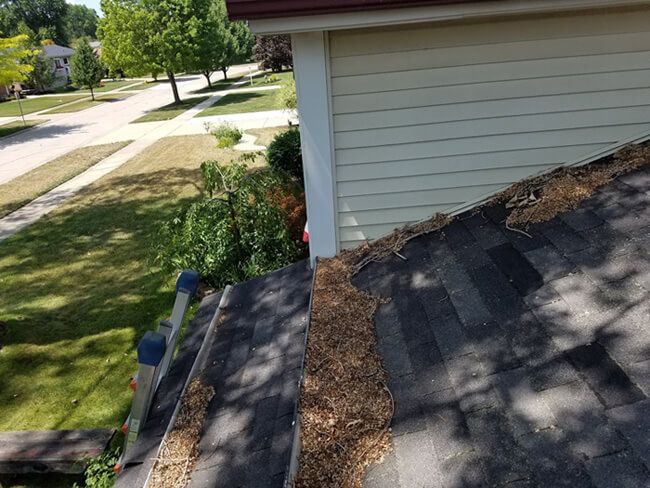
[148,379,214,488]
[295,257,393,488]
[494,143,650,228]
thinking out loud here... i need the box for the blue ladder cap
[176,269,199,297]
[137,331,166,366]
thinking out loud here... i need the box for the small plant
[72,448,120,488]
[266,74,280,84]
[211,123,243,149]
[267,128,303,184]
[278,78,297,110]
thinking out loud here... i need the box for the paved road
[0,64,257,185]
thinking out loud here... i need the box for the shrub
[253,35,292,72]
[267,129,303,184]
[278,78,297,110]
[211,123,242,149]
[72,448,119,488]
[153,159,306,288]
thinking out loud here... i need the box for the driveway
[0,64,257,185]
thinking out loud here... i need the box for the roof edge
[226,0,481,20]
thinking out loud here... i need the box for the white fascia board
[292,32,339,262]
[249,0,650,34]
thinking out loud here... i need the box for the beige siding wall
[329,8,650,249]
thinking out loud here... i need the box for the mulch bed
[148,379,214,488]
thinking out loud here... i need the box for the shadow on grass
[0,167,203,431]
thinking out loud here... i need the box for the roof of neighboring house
[353,165,650,487]
[116,260,312,488]
[226,0,483,20]
[42,44,74,58]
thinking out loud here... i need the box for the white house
[227,0,650,259]
[42,44,75,88]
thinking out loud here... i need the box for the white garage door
[329,7,650,249]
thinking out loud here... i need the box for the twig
[505,222,532,238]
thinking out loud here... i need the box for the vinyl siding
[329,7,650,249]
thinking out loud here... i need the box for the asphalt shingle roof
[353,165,650,488]
[189,260,311,488]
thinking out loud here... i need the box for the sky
[67,0,103,16]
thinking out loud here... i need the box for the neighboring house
[42,44,75,88]
[226,0,650,259]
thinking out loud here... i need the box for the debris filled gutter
[143,286,232,488]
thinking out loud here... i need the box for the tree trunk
[203,72,212,89]
[221,67,228,81]
[89,85,95,101]
[168,71,181,104]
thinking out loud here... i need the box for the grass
[245,70,293,88]
[196,90,283,117]
[133,96,210,123]
[0,95,87,117]
[247,126,289,147]
[0,134,276,433]
[72,79,141,94]
[190,78,239,94]
[0,119,46,138]
[0,142,130,219]
[43,93,135,114]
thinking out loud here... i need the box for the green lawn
[0,134,272,432]
[133,96,209,123]
[0,95,87,117]
[245,70,293,88]
[72,79,141,93]
[44,93,135,114]
[0,119,45,138]
[197,90,283,117]
[190,78,239,94]
[0,142,129,218]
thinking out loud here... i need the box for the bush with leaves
[253,34,292,72]
[72,448,119,488]
[153,158,305,288]
[278,78,297,110]
[267,129,303,185]
[211,123,242,149]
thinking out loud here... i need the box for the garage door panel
[334,105,650,150]
[331,31,650,77]
[332,51,650,96]
[333,88,650,132]
[332,69,650,114]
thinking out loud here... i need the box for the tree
[0,0,68,45]
[25,48,54,92]
[191,0,252,88]
[63,5,99,42]
[99,0,204,104]
[253,34,292,72]
[0,34,34,86]
[70,38,103,100]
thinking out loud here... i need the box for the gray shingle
[607,399,650,470]
[585,450,650,488]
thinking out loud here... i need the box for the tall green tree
[0,0,68,44]
[25,48,54,91]
[0,34,34,86]
[100,0,206,104]
[63,4,99,41]
[192,0,252,87]
[70,38,103,100]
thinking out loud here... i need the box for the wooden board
[0,429,115,474]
